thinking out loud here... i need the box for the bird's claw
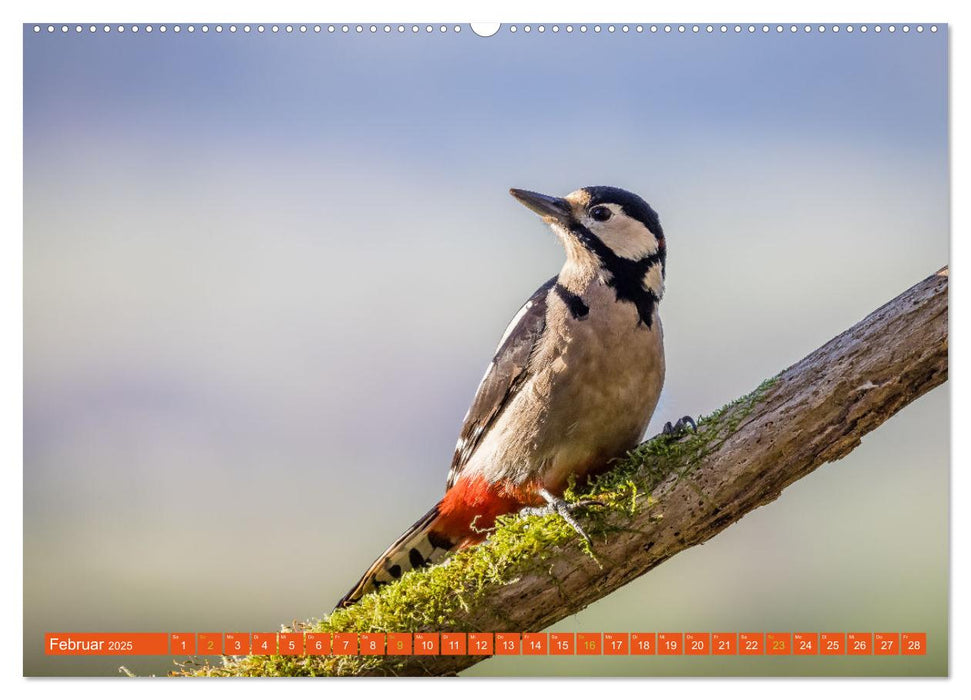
[662,415,697,437]
[520,489,598,542]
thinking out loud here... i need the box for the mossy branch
[182,267,948,677]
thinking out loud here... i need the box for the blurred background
[24,24,948,676]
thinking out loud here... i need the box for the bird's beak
[509,188,572,225]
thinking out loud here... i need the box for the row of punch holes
[32,24,940,36]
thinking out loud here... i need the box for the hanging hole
[470,23,500,37]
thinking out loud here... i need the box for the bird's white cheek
[594,219,658,261]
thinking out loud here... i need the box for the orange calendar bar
[794,633,818,655]
[198,633,222,656]
[631,633,656,655]
[306,633,331,655]
[224,633,250,655]
[495,632,520,655]
[712,633,735,655]
[767,633,791,655]
[45,633,169,656]
[658,633,683,655]
[441,633,466,656]
[902,633,927,656]
[332,633,357,655]
[821,633,846,655]
[170,633,195,655]
[550,632,575,655]
[41,631,931,657]
[685,633,709,655]
[387,633,412,655]
[467,633,493,655]
[739,633,763,655]
[874,633,899,655]
[413,632,439,655]
[848,633,872,655]
[251,633,277,655]
[577,633,602,655]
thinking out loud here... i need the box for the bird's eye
[589,205,612,222]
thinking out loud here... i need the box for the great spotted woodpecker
[336,185,686,609]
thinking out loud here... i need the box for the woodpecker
[336,185,687,609]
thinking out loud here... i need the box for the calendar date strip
[45,632,927,657]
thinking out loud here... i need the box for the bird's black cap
[583,186,663,239]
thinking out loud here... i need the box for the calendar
[22,13,950,680]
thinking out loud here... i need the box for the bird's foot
[662,415,697,438]
[520,488,598,542]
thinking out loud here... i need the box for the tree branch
[185,267,948,677]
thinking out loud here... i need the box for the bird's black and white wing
[446,277,556,489]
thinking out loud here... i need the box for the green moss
[180,377,777,677]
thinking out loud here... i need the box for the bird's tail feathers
[335,502,458,609]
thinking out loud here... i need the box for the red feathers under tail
[336,476,534,609]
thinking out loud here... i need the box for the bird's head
[510,185,666,300]
[510,185,664,269]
